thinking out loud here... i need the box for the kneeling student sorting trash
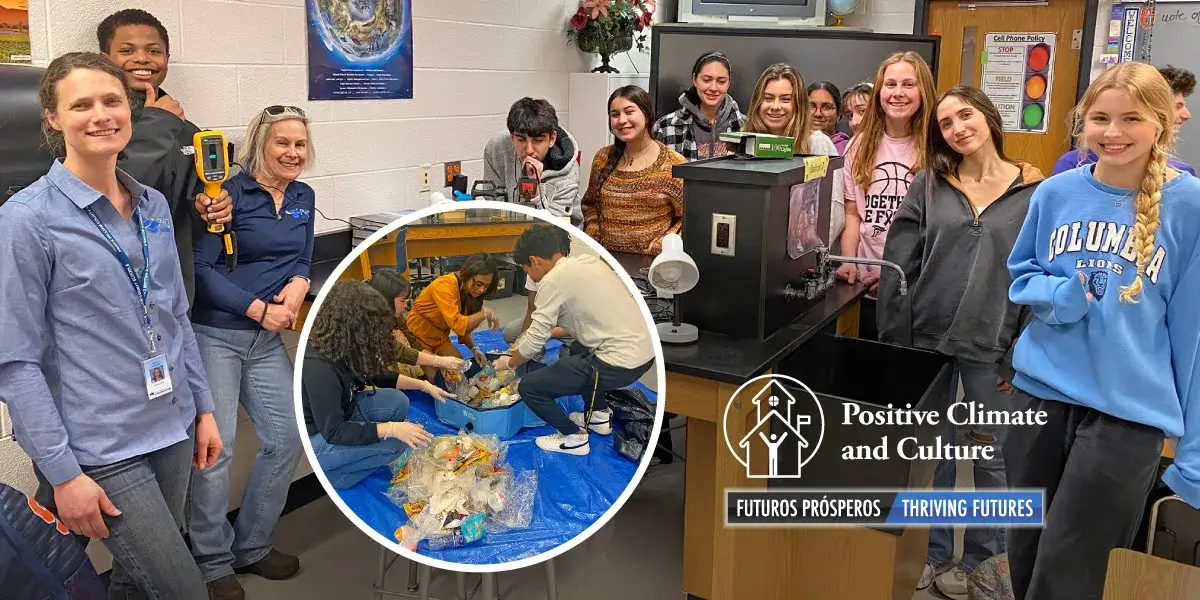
[491,225,656,455]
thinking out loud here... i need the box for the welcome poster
[306,0,413,100]
[0,0,30,64]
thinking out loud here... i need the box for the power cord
[231,161,355,228]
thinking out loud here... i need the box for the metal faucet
[823,254,908,296]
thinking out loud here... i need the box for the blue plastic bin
[433,352,548,438]
[433,398,545,438]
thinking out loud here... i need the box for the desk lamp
[648,233,700,344]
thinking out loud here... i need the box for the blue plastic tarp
[334,328,656,564]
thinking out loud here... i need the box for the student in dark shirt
[186,105,314,599]
[303,281,455,490]
[98,9,232,305]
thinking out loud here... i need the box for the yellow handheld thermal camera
[193,130,237,267]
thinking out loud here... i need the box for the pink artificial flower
[642,0,656,13]
[570,11,588,30]
[583,0,610,19]
[640,11,653,28]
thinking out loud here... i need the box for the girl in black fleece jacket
[876,86,1044,599]
[302,280,454,489]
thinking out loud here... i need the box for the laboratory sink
[770,334,953,491]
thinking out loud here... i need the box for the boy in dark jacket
[98,9,232,306]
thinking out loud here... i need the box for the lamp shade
[648,233,699,298]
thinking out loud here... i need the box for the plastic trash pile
[443,360,522,410]
[387,432,537,552]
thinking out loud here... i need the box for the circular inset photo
[293,201,665,571]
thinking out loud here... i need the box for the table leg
[456,572,467,600]
[409,560,420,592]
[481,573,496,600]
[418,564,432,600]
[374,547,388,600]
[544,559,558,600]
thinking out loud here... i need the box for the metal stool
[373,546,558,600]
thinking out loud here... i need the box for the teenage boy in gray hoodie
[482,98,581,224]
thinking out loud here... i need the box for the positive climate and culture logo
[720,374,1045,528]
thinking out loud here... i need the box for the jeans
[927,358,1010,572]
[519,342,653,434]
[34,431,207,600]
[310,389,412,489]
[502,318,575,358]
[187,324,303,583]
[1004,391,1163,600]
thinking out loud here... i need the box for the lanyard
[83,204,156,352]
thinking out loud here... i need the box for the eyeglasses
[264,105,305,116]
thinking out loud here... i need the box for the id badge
[142,352,174,400]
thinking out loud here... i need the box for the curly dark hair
[1160,65,1196,97]
[309,280,398,381]
[97,9,170,55]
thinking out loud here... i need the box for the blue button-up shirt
[0,161,215,486]
[192,171,315,330]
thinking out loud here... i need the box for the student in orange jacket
[406,253,502,380]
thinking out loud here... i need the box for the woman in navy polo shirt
[187,105,314,598]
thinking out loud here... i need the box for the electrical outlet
[711,213,736,256]
[419,165,432,192]
[444,161,461,187]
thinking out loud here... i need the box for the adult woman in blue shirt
[186,105,314,597]
[0,52,220,600]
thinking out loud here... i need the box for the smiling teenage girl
[743,64,845,248]
[837,51,936,340]
[582,86,686,255]
[1003,61,1200,600]
[808,81,848,154]
[654,52,747,161]
[878,86,1045,598]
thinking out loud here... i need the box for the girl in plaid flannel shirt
[652,52,746,161]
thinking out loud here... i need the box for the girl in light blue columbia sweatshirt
[1003,62,1200,600]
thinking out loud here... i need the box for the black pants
[858,297,878,341]
[1003,390,1164,600]
[519,342,653,435]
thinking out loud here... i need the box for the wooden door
[927,0,1087,174]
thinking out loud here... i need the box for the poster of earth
[0,0,30,64]
[307,0,413,100]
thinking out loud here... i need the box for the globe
[828,0,861,15]
[312,0,405,63]
[827,0,862,26]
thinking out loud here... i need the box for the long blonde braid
[1073,62,1176,304]
[1120,143,1166,303]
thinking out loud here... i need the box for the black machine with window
[0,65,56,208]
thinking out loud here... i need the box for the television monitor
[650,25,939,123]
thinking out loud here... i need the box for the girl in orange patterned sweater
[582,86,686,255]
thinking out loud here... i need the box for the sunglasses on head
[264,105,305,116]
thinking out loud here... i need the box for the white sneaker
[568,409,613,435]
[536,432,590,455]
[933,564,970,599]
[917,564,935,590]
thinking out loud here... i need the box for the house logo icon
[722,374,824,479]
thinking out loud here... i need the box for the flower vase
[576,24,635,74]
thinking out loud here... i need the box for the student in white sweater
[491,225,656,455]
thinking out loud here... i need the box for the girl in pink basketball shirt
[837,51,937,339]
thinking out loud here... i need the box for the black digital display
[201,138,223,174]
